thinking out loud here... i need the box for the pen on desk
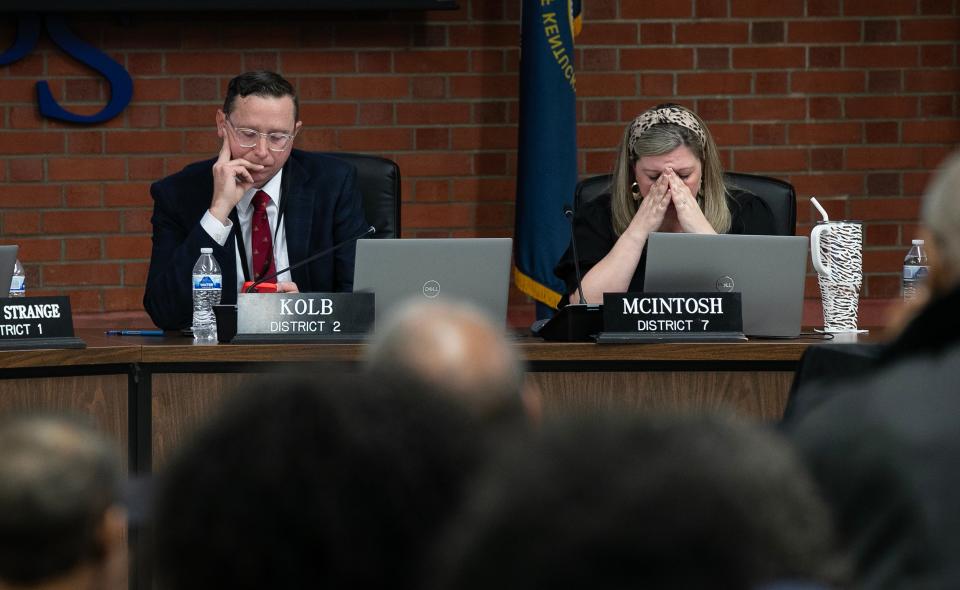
[104,329,165,336]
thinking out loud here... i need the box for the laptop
[643,233,808,337]
[353,238,512,326]
[0,245,18,296]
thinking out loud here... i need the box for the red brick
[621,0,693,18]
[581,48,619,72]
[846,96,918,118]
[677,73,752,94]
[864,274,901,299]
[2,212,41,235]
[132,79,181,103]
[9,106,43,130]
[844,0,918,15]
[397,103,470,125]
[576,74,636,97]
[731,0,804,17]
[182,77,219,101]
[920,0,953,13]
[104,183,152,207]
[129,158,165,181]
[697,48,730,70]
[641,74,675,96]
[43,263,121,286]
[676,22,748,44]
[904,70,960,92]
[734,149,808,172]
[850,198,921,220]
[451,178,516,202]
[808,97,843,119]
[751,124,787,145]
[165,105,214,128]
[751,21,785,44]
[867,70,903,93]
[412,180,450,202]
[787,20,861,43]
[295,128,336,152]
[68,131,104,154]
[790,123,862,144]
[48,158,125,181]
[474,153,507,175]
[866,122,900,143]
[902,120,960,144]
[809,46,842,68]
[336,76,408,99]
[104,236,152,260]
[8,159,44,182]
[166,53,242,75]
[450,75,520,98]
[395,51,469,74]
[578,125,625,149]
[733,98,806,121]
[696,98,731,121]
[12,238,61,263]
[299,103,357,126]
[243,53,279,73]
[621,48,694,71]
[920,95,954,117]
[357,51,392,74]
[476,203,514,228]
[127,54,163,75]
[710,123,752,146]
[791,71,865,93]
[0,185,61,208]
[921,45,954,66]
[403,203,474,228]
[393,153,472,177]
[921,146,954,169]
[845,45,919,68]
[451,127,516,150]
[65,185,103,208]
[846,147,923,170]
[103,288,147,312]
[471,50,505,74]
[123,262,149,286]
[790,174,864,198]
[183,131,219,154]
[122,209,153,233]
[0,132,64,155]
[338,128,412,151]
[864,224,900,246]
[65,290,103,313]
[107,131,182,154]
[44,211,121,234]
[577,23,639,45]
[585,0,619,19]
[297,78,334,102]
[864,20,898,42]
[65,238,102,261]
[356,103,394,126]
[696,0,728,16]
[639,23,673,45]
[866,173,902,196]
[733,47,805,68]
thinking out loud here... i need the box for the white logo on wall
[423,280,440,298]
[716,276,735,292]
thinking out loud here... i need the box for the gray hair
[611,105,730,237]
[0,414,121,584]
[921,150,960,286]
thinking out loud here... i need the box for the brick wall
[0,0,958,319]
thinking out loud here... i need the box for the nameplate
[234,292,374,342]
[0,296,85,350]
[602,292,743,335]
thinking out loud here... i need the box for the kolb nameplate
[233,292,374,343]
[0,296,85,350]
[597,292,745,343]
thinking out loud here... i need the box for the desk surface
[0,328,857,369]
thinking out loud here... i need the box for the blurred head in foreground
[365,299,541,425]
[151,373,486,590]
[919,150,960,296]
[0,415,126,590]
[433,413,838,590]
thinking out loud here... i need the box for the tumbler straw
[810,196,829,222]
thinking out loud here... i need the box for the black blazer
[143,150,369,330]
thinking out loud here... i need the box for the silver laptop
[0,245,18,296]
[353,238,512,326]
[644,233,808,337]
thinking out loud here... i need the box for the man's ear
[216,110,226,139]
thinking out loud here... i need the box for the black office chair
[573,171,797,236]
[320,152,401,239]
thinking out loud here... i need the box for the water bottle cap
[200,247,213,254]
[912,239,924,245]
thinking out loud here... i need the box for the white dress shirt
[199,170,292,292]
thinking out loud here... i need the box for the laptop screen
[0,245,19,296]
[352,238,512,326]
[643,233,808,337]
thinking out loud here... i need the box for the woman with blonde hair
[554,103,776,305]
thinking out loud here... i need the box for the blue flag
[514,0,581,317]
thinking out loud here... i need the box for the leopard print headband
[628,106,707,154]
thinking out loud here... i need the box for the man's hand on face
[209,137,264,224]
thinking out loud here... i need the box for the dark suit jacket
[143,150,369,330]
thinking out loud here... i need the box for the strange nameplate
[0,296,84,349]
[602,292,743,335]
[235,292,374,342]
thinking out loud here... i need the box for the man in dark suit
[144,71,368,330]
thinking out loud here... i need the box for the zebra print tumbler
[810,221,863,332]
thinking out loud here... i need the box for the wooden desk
[0,329,825,472]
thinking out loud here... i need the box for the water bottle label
[903,265,929,281]
[193,274,222,290]
[9,276,24,291]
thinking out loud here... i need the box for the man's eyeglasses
[226,118,296,152]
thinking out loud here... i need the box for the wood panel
[529,371,793,421]
[0,375,129,467]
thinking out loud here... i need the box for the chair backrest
[573,172,797,236]
[320,152,401,239]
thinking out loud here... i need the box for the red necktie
[251,190,276,283]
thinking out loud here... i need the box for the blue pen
[105,329,165,336]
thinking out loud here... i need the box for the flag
[513,0,581,318]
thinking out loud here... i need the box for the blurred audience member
[151,372,485,590]
[365,300,541,425]
[0,415,126,590]
[788,151,960,588]
[433,413,838,590]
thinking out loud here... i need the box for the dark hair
[223,70,299,121]
[151,371,487,590]
[433,413,837,590]
[0,415,121,584]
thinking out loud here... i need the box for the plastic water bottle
[192,248,222,342]
[8,259,25,297]
[902,239,928,301]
